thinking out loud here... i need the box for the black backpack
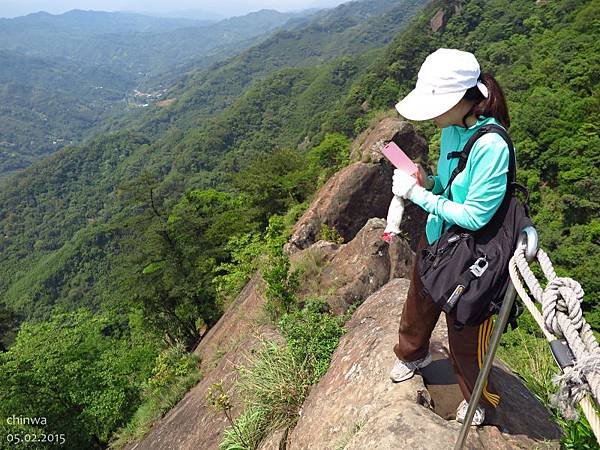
[418,124,532,330]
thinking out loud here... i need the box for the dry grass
[290,245,330,296]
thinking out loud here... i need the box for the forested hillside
[0,0,598,448]
[0,9,303,176]
[0,9,301,76]
[0,0,427,325]
[0,50,135,174]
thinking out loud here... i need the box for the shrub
[109,344,202,448]
[260,216,301,320]
[317,223,344,244]
[236,341,310,428]
[220,407,269,450]
[279,297,346,383]
[213,232,265,309]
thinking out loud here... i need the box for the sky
[0,0,347,19]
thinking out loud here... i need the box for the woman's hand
[416,164,434,190]
[392,169,418,198]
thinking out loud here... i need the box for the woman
[385,48,512,426]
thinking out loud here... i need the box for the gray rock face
[349,117,428,165]
[430,8,448,33]
[293,217,413,314]
[286,279,561,450]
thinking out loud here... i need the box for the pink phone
[381,142,418,175]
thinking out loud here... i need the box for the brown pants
[393,232,501,410]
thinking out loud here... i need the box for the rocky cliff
[126,120,561,450]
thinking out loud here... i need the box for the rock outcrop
[349,117,428,165]
[430,8,448,33]
[290,218,413,314]
[285,279,561,450]
[284,161,393,252]
[285,119,427,255]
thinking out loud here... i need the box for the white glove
[392,169,418,199]
[383,195,404,242]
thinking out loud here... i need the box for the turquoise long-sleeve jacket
[410,115,511,245]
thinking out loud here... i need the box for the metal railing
[454,226,538,449]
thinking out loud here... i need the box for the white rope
[509,245,600,442]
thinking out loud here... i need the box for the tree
[0,309,156,448]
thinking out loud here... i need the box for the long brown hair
[461,73,510,129]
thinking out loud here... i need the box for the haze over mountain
[0,0,349,18]
[0,8,308,176]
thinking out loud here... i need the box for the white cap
[395,48,489,121]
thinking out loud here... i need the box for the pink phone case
[381,142,418,175]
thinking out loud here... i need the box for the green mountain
[131,0,427,145]
[0,9,306,176]
[0,9,210,35]
[0,0,598,448]
[0,50,134,174]
[0,9,299,74]
[0,0,428,324]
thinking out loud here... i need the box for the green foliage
[168,189,257,260]
[213,232,265,308]
[260,216,301,321]
[559,412,599,450]
[0,309,159,448]
[206,381,235,415]
[233,341,311,443]
[110,344,202,449]
[220,407,268,450]
[498,312,597,449]
[144,343,199,394]
[221,294,349,449]
[232,147,318,226]
[317,223,345,245]
[213,203,315,311]
[0,303,18,351]
[306,132,352,188]
[116,181,263,348]
[497,313,558,405]
[307,133,351,170]
[279,297,346,383]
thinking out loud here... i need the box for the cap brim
[395,89,465,121]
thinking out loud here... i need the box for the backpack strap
[439,123,518,234]
[443,124,516,201]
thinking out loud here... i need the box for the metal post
[454,227,538,449]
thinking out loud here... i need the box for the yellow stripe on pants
[478,317,500,407]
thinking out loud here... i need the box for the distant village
[129,88,169,107]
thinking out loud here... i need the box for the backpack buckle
[469,257,488,277]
